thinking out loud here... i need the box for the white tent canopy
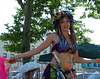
[17,62,40,74]
[87,71,100,79]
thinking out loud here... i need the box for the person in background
[9,9,100,79]
[0,56,10,79]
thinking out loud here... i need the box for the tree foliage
[74,0,100,19]
[0,0,99,63]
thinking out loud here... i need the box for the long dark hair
[55,12,76,44]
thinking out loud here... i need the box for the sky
[0,0,20,33]
[0,0,100,45]
[74,7,100,45]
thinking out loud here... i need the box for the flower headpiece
[53,9,74,29]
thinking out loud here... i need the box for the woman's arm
[74,50,99,63]
[9,34,54,63]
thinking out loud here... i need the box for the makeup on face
[61,20,70,24]
[60,17,70,25]
[60,17,70,31]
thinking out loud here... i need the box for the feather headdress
[52,12,61,20]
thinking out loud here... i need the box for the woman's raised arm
[9,34,54,63]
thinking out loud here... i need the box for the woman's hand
[9,56,18,64]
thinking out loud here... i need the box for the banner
[82,63,100,69]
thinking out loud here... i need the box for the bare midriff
[50,51,74,70]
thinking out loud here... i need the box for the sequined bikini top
[51,38,78,54]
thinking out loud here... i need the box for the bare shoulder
[34,33,57,54]
[47,33,57,37]
[47,33,57,41]
[46,33,58,46]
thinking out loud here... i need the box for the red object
[61,11,64,14]
[0,56,10,79]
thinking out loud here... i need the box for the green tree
[0,0,62,64]
[74,0,100,19]
[0,0,96,64]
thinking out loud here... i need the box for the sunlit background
[0,0,100,45]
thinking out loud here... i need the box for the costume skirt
[42,64,78,79]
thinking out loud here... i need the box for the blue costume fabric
[51,40,78,54]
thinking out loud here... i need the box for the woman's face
[60,17,70,32]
